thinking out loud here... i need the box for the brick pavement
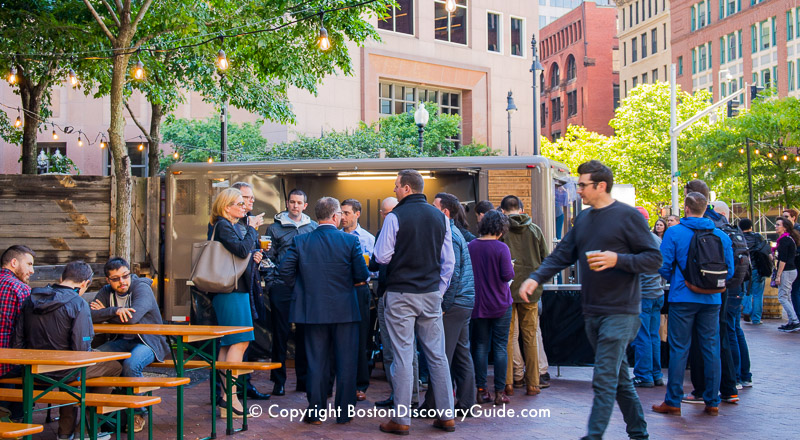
[34,317,799,439]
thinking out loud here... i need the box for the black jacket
[265,212,318,287]
[208,217,258,294]
[13,284,93,353]
[91,275,170,362]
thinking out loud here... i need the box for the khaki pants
[506,302,540,387]
[59,360,123,437]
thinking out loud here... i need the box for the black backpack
[718,223,751,288]
[749,237,773,278]
[680,226,729,294]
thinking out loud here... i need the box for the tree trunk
[18,77,49,174]
[148,102,163,177]
[109,51,133,262]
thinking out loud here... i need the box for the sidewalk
[39,317,799,439]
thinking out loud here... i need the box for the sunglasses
[108,273,131,283]
[230,202,246,207]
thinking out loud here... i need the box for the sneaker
[681,394,704,404]
[742,314,751,322]
[736,383,743,390]
[721,394,739,404]
[132,414,146,433]
[741,380,753,387]
[752,321,763,325]
[654,378,665,386]
[778,323,793,331]
[633,378,654,388]
[789,322,800,332]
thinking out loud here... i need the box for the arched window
[550,63,560,88]
[566,55,577,81]
[540,72,545,93]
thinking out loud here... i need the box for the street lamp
[530,35,544,156]
[506,91,517,156]
[36,150,48,174]
[414,102,429,155]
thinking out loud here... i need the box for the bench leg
[240,373,248,432]
[126,387,135,440]
[176,337,185,440]
[147,391,154,440]
[225,369,234,436]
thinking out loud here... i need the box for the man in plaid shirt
[0,245,35,377]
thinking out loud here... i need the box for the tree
[160,117,268,170]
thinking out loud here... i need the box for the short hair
[103,257,130,277]
[738,218,753,231]
[783,208,799,219]
[500,195,524,213]
[434,193,460,219]
[667,214,680,223]
[684,192,708,216]
[341,199,362,214]
[711,200,730,219]
[398,169,424,193]
[685,179,710,199]
[287,188,308,203]
[576,160,613,193]
[210,188,242,224]
[475,200,495,215]
[478,210,510,236]
[315,197,340,221]
[231,182,253,192]
[62,260,93,283]
[0,245,35,267]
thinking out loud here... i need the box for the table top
[0,348,130,366]
[93,323,253,337]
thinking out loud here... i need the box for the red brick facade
[539,2,619,140]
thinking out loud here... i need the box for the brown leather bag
[190,223,250,293]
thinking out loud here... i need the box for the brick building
[671,0,800,101]
[539,1,619,140]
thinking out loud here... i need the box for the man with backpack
[652,192,733,417]
[741,218,770,325]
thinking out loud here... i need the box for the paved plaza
[33,317,799,439]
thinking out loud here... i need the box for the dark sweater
[529,200,662,316]
[776,235,797,271]
[469,239,514,319]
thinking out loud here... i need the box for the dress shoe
[303,416,322,425]
[272,384,285,396]
[476,388,492,404]
[526,385,541,396]
[375,397,394,408]
[651,402,681,415]
[513,380,525,388]
[379,420,410,435]
[296,383,307,393]
[654,378,665,386]
[703,406,719,416]
[245,383,271,400]
[356,390,366,401]
[504,384,514,396]
[494,391,510,405]
[433,418,455,432]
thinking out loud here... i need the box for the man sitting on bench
[89,258,170,434]
[13,260,122,440]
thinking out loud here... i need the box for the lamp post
[414,103,429,155]
[506,91,517,156]
[36,149,48,174]
[530,35,544,156]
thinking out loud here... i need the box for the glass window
[434,0,467,45]
[760,21,769,50]
[636,2,639,24]
[550,64,560,88]
[567,91,577,117]
[728,33,736,61]
[613,84,620,109]
[106,143,148,177]
[551,97,562,122]
[790,61,796,92]
[539,15,547,29]
[789,11,795,42]
[488,12,500,52]
[642,72,648,84]
[566,55,576,81]
[379,0,414,35]
[699,44,707,71]
[511,17,524,56]
[751,25,758,53]
[633,76,638,88]
[632,37,638,62]
[540,103,546,128]
[652,68,658,82]
[698,2,706,28]
[623,42,627,65]
[641,33,647,58]
[37,142,68,174]
[622,9,626,31]
[651,28,657,54]
[378,81,462,146]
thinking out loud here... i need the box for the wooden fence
[0,174,160,287]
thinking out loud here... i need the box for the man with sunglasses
[90,257,170,434]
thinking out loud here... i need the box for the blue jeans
[472,306,512,391]
[583,314,648,440]
[725,294,751,383]
[665,302,721,408]
[96,338,156,378]
[743,268,764,323]
[792,270,800,321]
[632,296,664,383]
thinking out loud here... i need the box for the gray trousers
[378,294,419,403]
[420,304,476,409]
[385,291,454,425]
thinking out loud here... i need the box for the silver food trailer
[163,156,571,320]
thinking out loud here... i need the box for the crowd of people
[0,160,796,439]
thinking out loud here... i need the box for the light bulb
[445,0,457,13]
[208,157,213,163]
[783,155,788,161]
[767,152,773,158]
[739,148,744,154]
[14,116,21,128]
[717,162,723,167]
[754,149,759,155]
[134,61,144,80]
[795,156,800,162]
[100,141,106,149]
[78,137,83,147]
[693,172,698,178]
[68,69,78,87]
[318,27,331,51]
[8,67,17,84]
[216,49,229,70]
[138,143,144,151]
[173,151,179,160]
[52,130,58,140]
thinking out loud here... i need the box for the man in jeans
[632,210,665,388]
[741,218,766,326]
[520,160,661,440]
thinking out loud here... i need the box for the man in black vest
[375,169,456,435]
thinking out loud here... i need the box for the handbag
[770,268,779,288]
[190,222,251,293]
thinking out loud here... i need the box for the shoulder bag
[190,222,250,293]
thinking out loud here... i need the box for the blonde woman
[208,188,263,416]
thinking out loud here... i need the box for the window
[678,56,683,75]
[642,72,648,84]
[106,143,148,177]
[511,17,524,56]
[727,33,736,61]
[434,0,467,44]
[699,43,708,71]
[652,68,658,82]
[487,12,501,52]
[789,11,795,42]
[551,97,562,122]
[540,15,547,29]
[379,0,413,34]
[632,76,638,88]
[566,55,576,81]
[613,84,620,109]
[651,28,657,54]
[540,103,546,128]
[552,131,561,142]
[790,61,796,92]
[641,33,647,58]
[550,64,560,88]
[629,5,633,28]
[567,90,577,117]
[623,42,627,65]
[37,142,68,174]
[691,0,710,31]
[540,72,545,94]
[624,80,628,96]
[622,9,626,31]
[760,20,769,50]
[632,37,638,62]
[379,81,463,147]
[648,0,652,18]
[762,68,771,87]
[663,23,667,50]
[636,2,639,24]
[751,24,758,53]
[720,37,725,65]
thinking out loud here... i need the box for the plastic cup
[585,250,602,271]
[260,236,272,251]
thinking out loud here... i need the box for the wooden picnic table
[94,323,253,440]
[0,348,130,440]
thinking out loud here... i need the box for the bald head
[381,197,398,219]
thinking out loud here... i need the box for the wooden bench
[149,360,281,376]
[0,422,43,439]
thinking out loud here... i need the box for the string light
[133,60,145,80]
[317,25,331,51]
[216,49,229,70]
[173,151,179,160]
[78,135,83,147]
[692,172,698,178]
[8,67,16,84]
[795,156,800,162]
[100,140,106,149]
[739,148,744,154]
[68,69,78,87]
[718,162,723,167]
[445,0,457,13]
[767,152,773,158]
[754,149,759,155]
[14,116,21,128]
[52,126,58,140]
[138,142,144,151]
[783,154,788,161]
[207,157,213,163]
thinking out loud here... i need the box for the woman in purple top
[468,210,514,405]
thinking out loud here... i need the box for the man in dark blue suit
[280,197,370,424]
